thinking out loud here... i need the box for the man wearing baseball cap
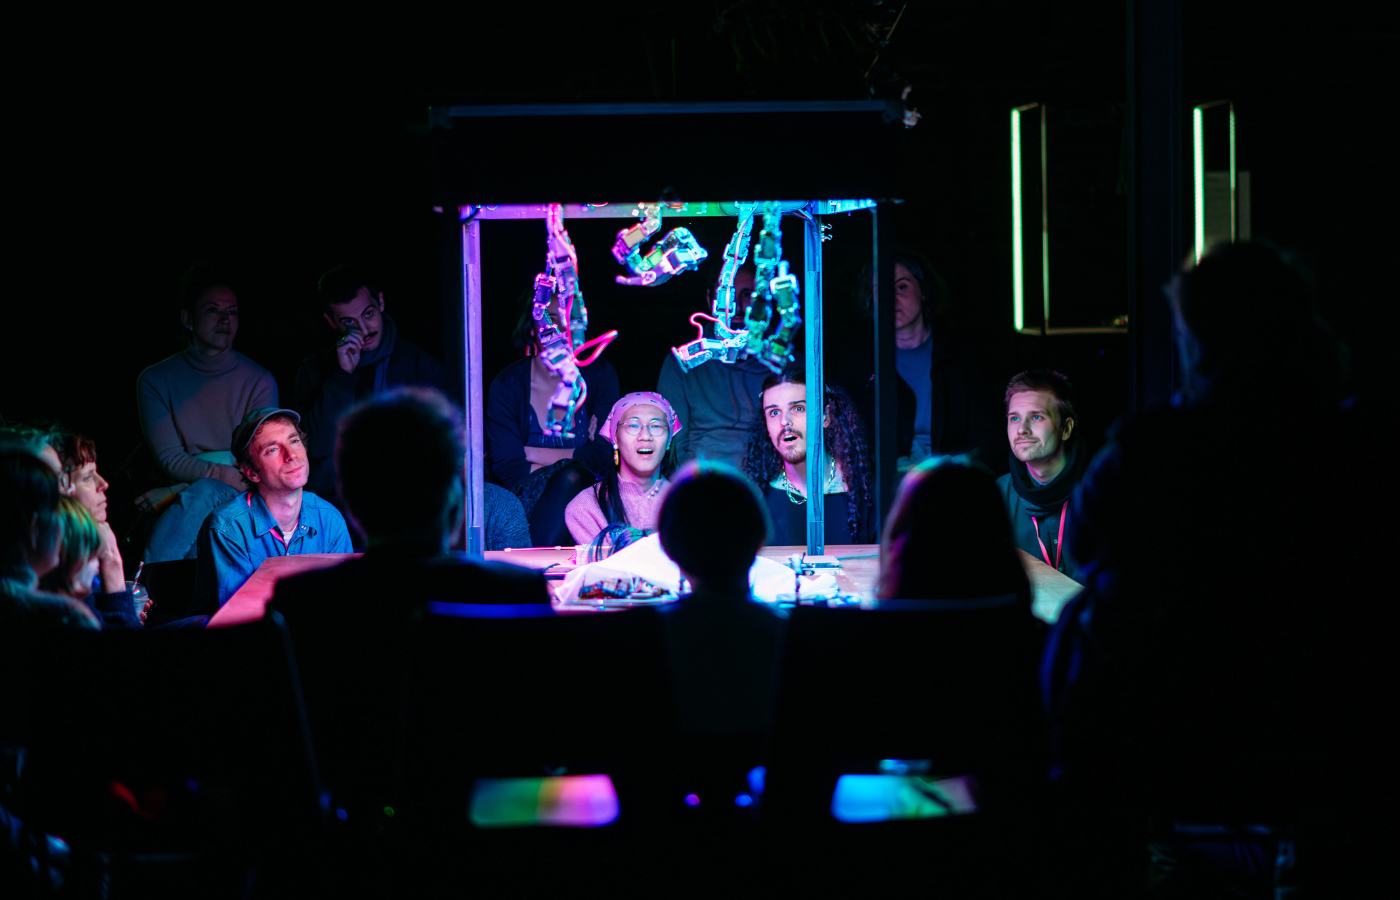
[195,407,352,608]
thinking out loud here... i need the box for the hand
[139,595,154,625]
[213,464,247,491]
[335,327,364,374]
[96,521,126,594]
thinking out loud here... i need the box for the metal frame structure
[456,200,879,557]
[1010,102,1130,337]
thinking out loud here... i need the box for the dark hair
[659,461,771,586]
[511,288,538,353]
[1003,369,1078,427]
[1170,241,1347,406]
[317,264,379,312]
[0,424,52,458]
[742,364,873,541]
[1,444,61,556]
[51,431,98,480]
[179,261,238,315]
[585,524,646,563]
[858,249,950,323]
[335,387,464,542]
[877,456,1030,602]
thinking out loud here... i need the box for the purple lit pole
[462,211,485,557]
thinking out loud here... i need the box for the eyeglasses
[621,418,668,438]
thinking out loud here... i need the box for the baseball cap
[231,407,302,461]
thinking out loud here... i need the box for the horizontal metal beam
[462,199,875,222]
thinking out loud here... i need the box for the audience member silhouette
[878,455,1032,606]
[852,250,1010,471]
[657,461,782,795]
[267,387,549,815]
[1043,241,1368,895]
[0,441,94,900]
[0,443,97,630]
[37,496,101,601]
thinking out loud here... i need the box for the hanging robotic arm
[613,202,710,287]
[672,203,801,373]
[534,204,617,438]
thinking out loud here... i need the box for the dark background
[6,3,1392,537]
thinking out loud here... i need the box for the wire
[574,330,619,367]
[688,312,719,342]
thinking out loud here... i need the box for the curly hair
[742,366,874,542]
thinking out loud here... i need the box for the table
[207,545,1081,628]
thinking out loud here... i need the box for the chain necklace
[772,459,845,505]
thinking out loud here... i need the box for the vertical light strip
[1192,105,1205,263]
[1039,106,1050,333]
[1011,107,1024,332]
[1228,103,1237,241]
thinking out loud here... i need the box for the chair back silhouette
[398,604,673,829]
[764,597,1044,828]
[21,616,326,855]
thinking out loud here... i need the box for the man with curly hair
[743,365,874,545]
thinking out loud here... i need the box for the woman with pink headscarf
[564,392,682,546]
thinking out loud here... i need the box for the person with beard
[743,365,875,545]
[996,370,1085,581]
[564,392,682,545]
[294,265,447,508]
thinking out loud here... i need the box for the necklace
[772,459,846,505]
[624,477,666,498]
[774,471,807,505]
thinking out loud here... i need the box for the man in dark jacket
[293,265,448,506]
[995,369,1086,581]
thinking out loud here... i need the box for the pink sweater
[564,478,668,545]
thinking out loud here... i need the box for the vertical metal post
[872,203,897,531]
[803,206,825,554]
[462,213,485,557]
[1126,0,1182,412]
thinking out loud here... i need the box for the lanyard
[1030,501,1068,571]
[247,491,294,551]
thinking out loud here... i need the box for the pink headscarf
[598,391,683,443]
